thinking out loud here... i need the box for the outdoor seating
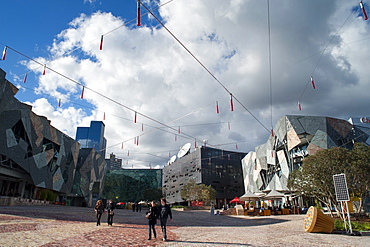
[246,208,259,216]
[259,209,271,216]
[281,208,290,215]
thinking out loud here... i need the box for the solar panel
[333,174,350,202]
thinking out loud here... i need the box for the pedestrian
[132,203,136,212]
[106,199,115,226]
[94,199,105,226]
[158,198,172,241]
[146,201,159,240]
[210,204,215,216]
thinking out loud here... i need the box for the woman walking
[106,199,115,226]
[94,199,104,226]
[146,201,159,240]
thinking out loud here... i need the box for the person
[146,201,159,240]
[158,198,172,241]
[132,203,136,212]
[94,199,105,226]
[106,199,115,226]
[210,204,215,216]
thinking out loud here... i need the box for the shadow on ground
[0,205,290,229]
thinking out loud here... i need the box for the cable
[291,10,354,115]
[140,2,271,134]
[267,0,273,132]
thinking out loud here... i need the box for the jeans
[96,213,102,225]
[107,214,114,225]
[148,223,156,239]
[160,219,168,240]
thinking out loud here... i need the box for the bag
[146,212,152,219]
[97,209,103,214]
[109,210,114,216]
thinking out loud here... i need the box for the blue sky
[1,0,370,168]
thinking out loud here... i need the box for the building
[0,68,106,207]
[104,169,162,203]
[241,115,369,193]
[348,117,370,145]
[162,145,246,208]
[105,153,122,170]
[76,121,107,158]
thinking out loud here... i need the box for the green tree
[346,143,370,212]
[288,147,349,216]
[181,180,198,205]
[288,144,370,215]
[198,183,217,206]
[181,180,216,206]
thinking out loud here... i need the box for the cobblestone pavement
[0,205,369,246]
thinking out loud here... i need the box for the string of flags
[230,94,234,111]
[100,35,104,50]
[137,0,141,26]
[23,73,28,83]
[360,1,368,20]
[2,46,7,60]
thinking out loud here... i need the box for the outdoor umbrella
[240,191,260,201]
[263,189,285,200]
[229,197,241,204]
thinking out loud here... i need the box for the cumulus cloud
[23,0,370,168]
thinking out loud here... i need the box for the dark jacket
[107,202,115,214]
[95,204,104,214]
[147,206,159,224]
[158,204,172,220]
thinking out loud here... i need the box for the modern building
[0,68,106,207]
[241,115,369,194]
[104,169,162,202]
[105,153,122,170]
[348,117,370,145]
[76,121,107,158]
[162,145,246,208]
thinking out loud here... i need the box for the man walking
[158,198,172,241]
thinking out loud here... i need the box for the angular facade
[163,146,246,208]
[0,69,106,207]
[242,115,369,193]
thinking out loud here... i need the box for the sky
[1,0,370,169]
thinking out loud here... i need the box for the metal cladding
[163,146,246,204]
[0,69,105,205]
[242,115,369,193]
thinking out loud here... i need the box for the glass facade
[76,121,107,158]
[103,169,162,202]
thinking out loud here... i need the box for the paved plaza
[0,204,369,246]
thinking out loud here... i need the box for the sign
[360,117,370,123]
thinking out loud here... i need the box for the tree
[346,143,370,213]
[181,180,198,205]
[198,183,217,206]
[288,144,370,215]
[181,180,217,206]
[288,147,349,216]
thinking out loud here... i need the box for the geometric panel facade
[0,69,106,207]
[242,115,368,193]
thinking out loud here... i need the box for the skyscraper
[76,121,107,158]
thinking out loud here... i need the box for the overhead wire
[291,9,354,115]
[139,2,271,134]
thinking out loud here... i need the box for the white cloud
[24,0,370,168]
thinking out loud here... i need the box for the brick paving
[0,205,369,246]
